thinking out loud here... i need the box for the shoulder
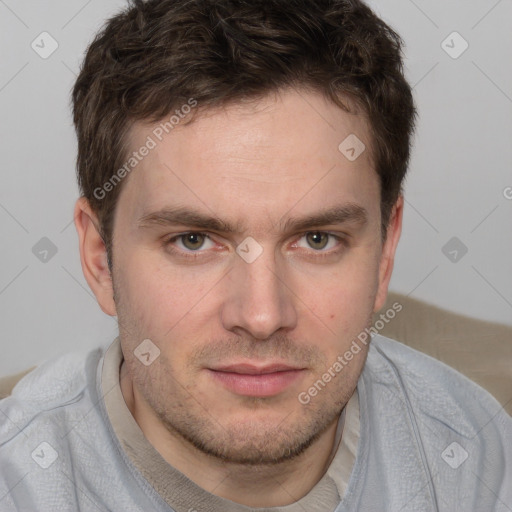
[362,335,512,507]
[0,346,105,446]
[0,347,107,509]
[365,334,511,435]
[0,344,134,511]
[362,334,512,507]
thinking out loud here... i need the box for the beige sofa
[1,292,511,415]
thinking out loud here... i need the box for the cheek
[299,253,380,349]
[114,255,183,334]
[116,251,225,347]
[309,257,379,312]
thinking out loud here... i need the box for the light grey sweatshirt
[0,334,511,511]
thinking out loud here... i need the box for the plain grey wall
[0,0,511,376]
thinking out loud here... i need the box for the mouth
[207,362,306,397]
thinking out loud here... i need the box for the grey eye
[306,232,329,250]
[181,233,206,250]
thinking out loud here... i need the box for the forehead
[116,88,379,233]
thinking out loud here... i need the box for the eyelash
[163,232,348,260]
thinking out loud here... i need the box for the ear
[74,197,117,316]
[373,195,403,313]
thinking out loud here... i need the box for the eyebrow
[137,204,368,233]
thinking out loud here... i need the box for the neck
[120,361,340,507]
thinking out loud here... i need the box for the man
[0,0,511,510]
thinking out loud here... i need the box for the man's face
[106,88,398,464]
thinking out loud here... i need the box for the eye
[295,232,342,251]
[168,232,215,252]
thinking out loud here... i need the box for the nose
[220,246,298,340]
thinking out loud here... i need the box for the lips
[211,363,302,375]
[207,362,305,397]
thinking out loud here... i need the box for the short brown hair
[72,0,416,269]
